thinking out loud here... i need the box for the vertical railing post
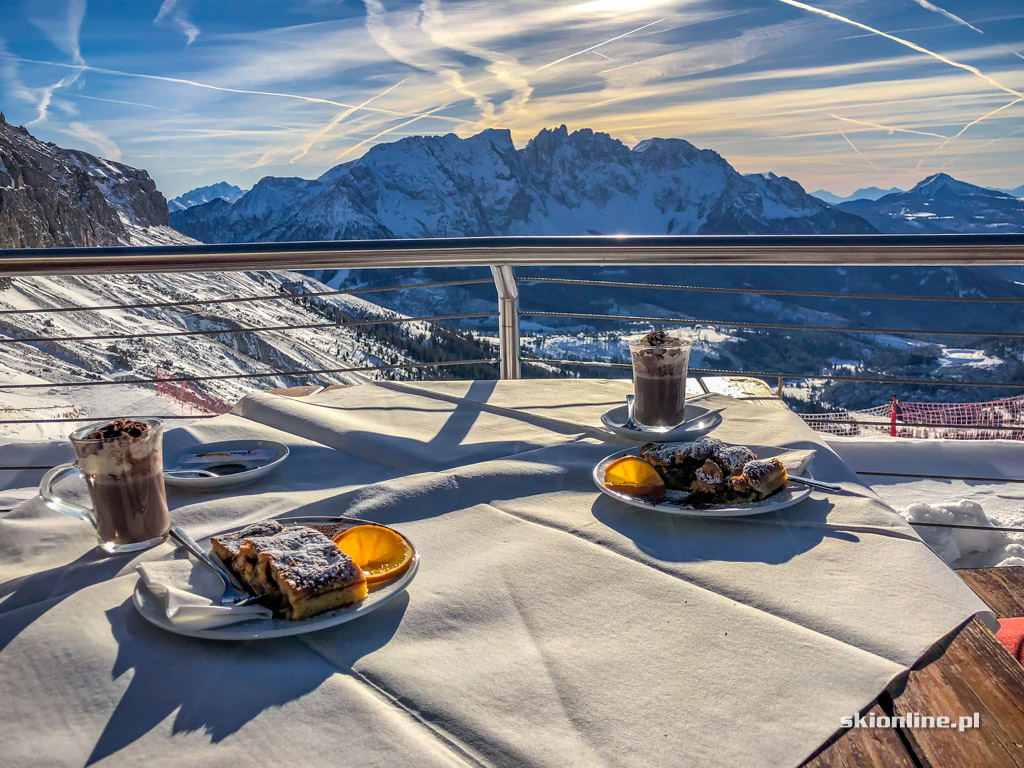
[490,264,521,379]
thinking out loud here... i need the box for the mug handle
[39,463,96,527]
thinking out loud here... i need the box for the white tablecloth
[0,379,991,767]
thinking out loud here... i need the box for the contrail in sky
[290,78,408,163]
[916,96,1024,167]
[2,54,467,125]
[937,97,1024,150]
[909,0,983,34]
[774,0,1023,98]
[910,0,1024,61]
[829,113,946,139]
[334,101,457,160]
[839,130,881,170]
[536,18,664,71]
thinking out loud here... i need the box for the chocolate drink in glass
[629,331,693,429]
[40,418,170,554]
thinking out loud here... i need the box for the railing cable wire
[517,276,1024,303]
[0,278,492,316]
[0,358,498,390]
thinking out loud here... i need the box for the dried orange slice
[604,455,666,497]
[334,525,413,584]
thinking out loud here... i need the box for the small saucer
[600,402,722,442]
[163,439,289,491]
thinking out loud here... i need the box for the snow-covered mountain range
[811,186,903,205]
[167,181,246,213]
[0,118,481,435]
[170,126,877,241]
[836,174,1024,233]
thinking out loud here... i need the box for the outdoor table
[0,379,999,767]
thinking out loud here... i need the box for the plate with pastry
[593,437,814,517]
[133,516,418,640]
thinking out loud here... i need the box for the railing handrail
[3,234,1024,276]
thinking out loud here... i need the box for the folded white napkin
[775,448,815,476]
[137,558,273,630]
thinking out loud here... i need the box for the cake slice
[209,520,284,583]
[730,458,788,501]
[254,527,368,620]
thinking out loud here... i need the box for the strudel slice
[209,522,368,619]
[729,458,788,502]
[639,440,789,503]
[210,520,285,584]
[253,527,367,619]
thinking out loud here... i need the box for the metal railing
[1,234,1024,429]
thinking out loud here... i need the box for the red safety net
[802,395,1024,440]
[155,371,233,416]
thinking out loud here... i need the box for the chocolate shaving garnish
[86,418,150,441]
[637,330,682,348]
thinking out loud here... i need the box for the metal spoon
[164,468,218,478]
[787,475,842,492]
[624,394,639,430]
[660,407,726,438]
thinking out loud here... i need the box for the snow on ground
[827,436,1024,568]
[523,326,741,369]
[938,347,1003,369]
[0,269,434,437]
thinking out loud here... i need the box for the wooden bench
[805,568,1024,767]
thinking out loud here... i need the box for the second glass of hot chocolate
[628,330,693,430]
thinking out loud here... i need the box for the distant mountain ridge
[168,181,246,213]
[0,114,193,248]
[811,186,902,205]
[171,125,877,241]
[836,173,1024,233]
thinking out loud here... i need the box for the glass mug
[628,333,694,430]
[39,418,170,554]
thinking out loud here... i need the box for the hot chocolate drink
[76,419,169,550]
[629,331,693,429]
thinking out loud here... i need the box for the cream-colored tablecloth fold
[0,379,992,768]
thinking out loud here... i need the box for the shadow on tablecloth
[0,548,131,653]
[86,592,410,765]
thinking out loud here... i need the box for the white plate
[133,516,418,640]
[163,439,289,491]
[600,400,722,442]
[593,447,812,517]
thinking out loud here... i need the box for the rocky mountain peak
[0,121,194,248]
[172,125,877,241]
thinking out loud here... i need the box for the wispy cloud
[419,0,533,123]
[60,121,121,159]
[362,0,495,122]
[25,0,87,124]
[774,0,1023,98]
[155,0,200,46]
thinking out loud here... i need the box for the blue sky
[1,0,1022,198]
